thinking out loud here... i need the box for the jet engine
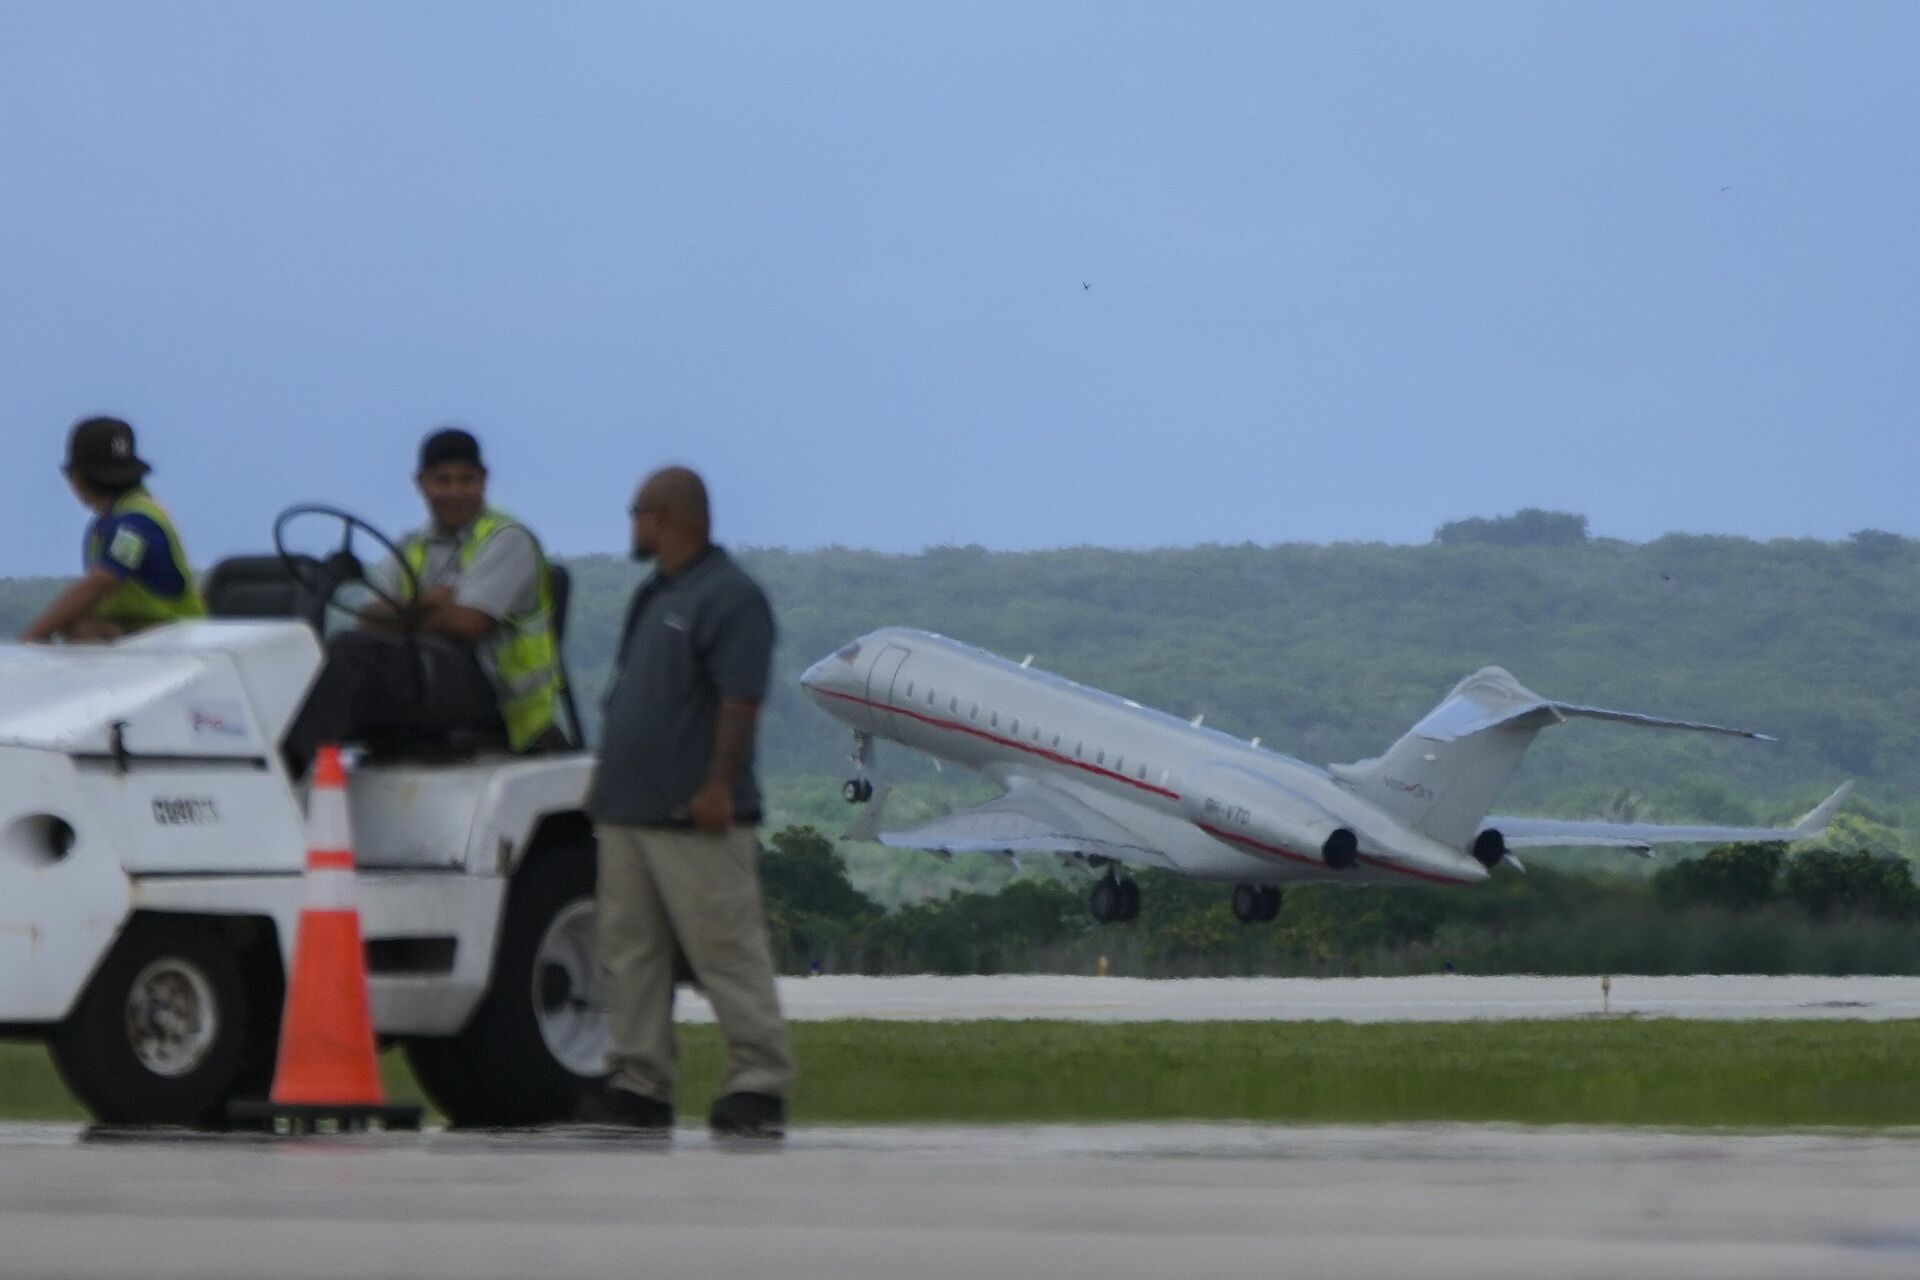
[1471,828,1507,870]
[1182,763,1361,871]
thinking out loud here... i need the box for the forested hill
[4,514,1916,824]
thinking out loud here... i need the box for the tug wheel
[405,833,602,1127]
[49,916,277,1128]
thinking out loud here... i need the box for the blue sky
[2,3,1915,577]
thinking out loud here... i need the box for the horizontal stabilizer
[1545,701,1775,742]
[1408,669,1775,743]
[1486,782,1852,853]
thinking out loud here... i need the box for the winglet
[1791,781,1853,839]
[842,785,893,843]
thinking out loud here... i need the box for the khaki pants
[595,823,795,1103]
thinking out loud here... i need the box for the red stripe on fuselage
[812,687,1180,800]
[1196,822,1475,885]
[1194,822,1318,868]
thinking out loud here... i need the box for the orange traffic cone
[230,745,420,1132]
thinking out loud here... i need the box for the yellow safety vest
[87,489,206,628]
[402,509,562,752]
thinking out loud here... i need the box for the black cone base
[228,1098,424,1134]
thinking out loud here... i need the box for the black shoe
[708,1091,786,1138]
[573,1086,674,1132]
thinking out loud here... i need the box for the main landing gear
[1090,872,1141,924]
[842,731,874,804]
[1231,884,1282,924]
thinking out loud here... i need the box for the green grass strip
[8,1019,1920,1128]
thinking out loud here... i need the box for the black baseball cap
[64,416,152,487]
[418,427,485,473]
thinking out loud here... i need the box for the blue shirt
[85,509,189,598]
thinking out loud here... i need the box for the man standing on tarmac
[280,427,564,777]
[581,466,794,1138]
[22,416,205,642]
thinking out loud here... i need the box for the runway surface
[3,1123,1919,1279]
[681,973,1920,1023]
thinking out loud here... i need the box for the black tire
[405,834,600,1127]
[1090,878,1122,924]
[1231,884,1262,924]
[48,916,271,1127]
[1117,878,1141,921]
[1257,886,1282,922]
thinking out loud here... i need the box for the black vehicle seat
[200,556,327,633]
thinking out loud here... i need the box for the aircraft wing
[1485,783,1852,854]
[845,781,1172,869]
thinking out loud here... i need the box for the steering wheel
[272,504,420,620]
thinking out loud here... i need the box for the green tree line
[758,825,1920,978]
[6,511,1917,903]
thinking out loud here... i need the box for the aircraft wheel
[1257,886,1282,922]
[405,833,601,1127]
[842,779,873,804]
[48,916,274,1127]
[1090,878,1123,924]
[1117,878,1141,921]
[1231,884,1262,924]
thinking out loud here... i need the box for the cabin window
[950,697,958,713]
[1114,755,1124,772]
[990,711,999,728]
[1033,727,1042,743]
[928,689,936,706]
[1052,734,1061,748]
[1137,763,1148,781]
[970,703,978,722]
[1096,750,1105,766]
[1010,719,1019,735]
[904,682,914,699]
[1074,743,1082,759]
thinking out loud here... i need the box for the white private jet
[798,628,1850,923]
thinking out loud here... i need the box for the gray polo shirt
[588,547,775,826]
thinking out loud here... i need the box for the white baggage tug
[0,507,606,1127]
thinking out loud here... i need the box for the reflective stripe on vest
[86,489,207,626]
[402,509,561,752]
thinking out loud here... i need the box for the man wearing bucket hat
[21,416,205,643]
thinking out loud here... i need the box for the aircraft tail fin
[1329,668,1774,850]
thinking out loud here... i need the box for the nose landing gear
[843,731,875,804]
[1231,884,1282,924]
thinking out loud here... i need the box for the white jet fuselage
[800,628,1489,887]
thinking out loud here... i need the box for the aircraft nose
[800,639,869,700]
[799,656,834,693]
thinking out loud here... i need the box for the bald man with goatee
[578,467,794,1138]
